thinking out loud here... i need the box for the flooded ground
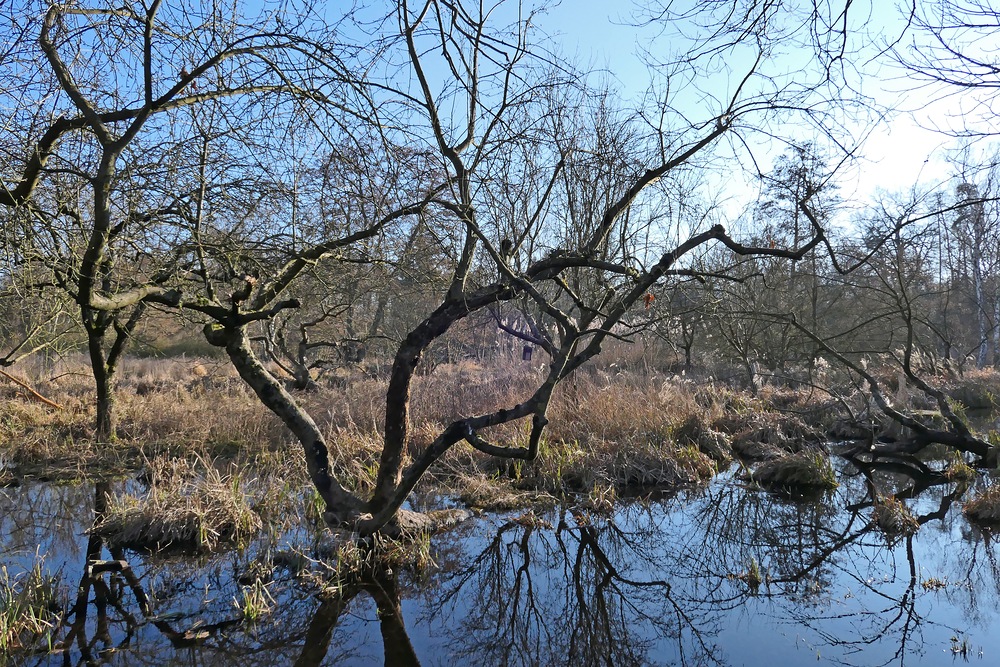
[3,457,998,666]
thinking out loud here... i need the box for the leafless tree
[207,0,872,535]
[0,0,360,439]
[896,0,1000,136]
[4,0,920,538]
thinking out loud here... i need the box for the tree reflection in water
[2,480,409,666]
[4,457,1000,666]
[422,511,723,666]
[418,459,1000,666]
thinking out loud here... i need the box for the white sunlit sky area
[526,0,996,218]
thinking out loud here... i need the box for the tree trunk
[217,325,363,525]
[975,254,987,368]
[86,319,116,441]
[371,299,470,511]
[94,375,116,442]
[373,336,423,509]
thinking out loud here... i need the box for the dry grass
[326,362,731,498]
[297,532,438,600]
[453,372,729,495]
[730,411,825,460]
[411,360,540,424]
[749,451,838,496]
[455,473,558,511]
[0,355,823,501]
[872,495,920,542]
[5,352,960,516]
[963,484,1000,528]
[546,372,711,449]
[943,452,977,483]
[0,356,288,474]
[0,388,96,471]
[93,456,264,552]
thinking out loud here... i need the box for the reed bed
[5,352,976,519]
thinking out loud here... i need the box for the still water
[2,458,998,666]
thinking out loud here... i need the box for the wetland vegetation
[4,354,1000,665]
[6,0,1000,663]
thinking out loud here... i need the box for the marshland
[5,0,1000,665]
[4,348,1000,665]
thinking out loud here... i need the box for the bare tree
[896,0,1000,136]
[778,191,998,463]
[4,0,913,538]
[0,1,356,439]
[218,0,870,535]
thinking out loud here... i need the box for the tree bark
[85,316,116,442]
[217,325,363,525]
[371,299,474,510]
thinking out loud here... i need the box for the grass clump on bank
[297,532,438,600]
[456,473,558,511]
[963,484,1000,528]
[749,451,838,496]
[443,371,736,500]
[0,562,63,659]
[93,457,262,552]
[491,437,718,499]
[872,495,920,542]
[943,452,976,483]
[730,413,824,460]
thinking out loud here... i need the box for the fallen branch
[0,368,64,410]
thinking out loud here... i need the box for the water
[2,459,998,666]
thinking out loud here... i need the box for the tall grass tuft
[234,579,275,622]
[0,560,63,658]
[963,484,1000,528]
[750,452,838,496]
[93,456,262,552]
[872,495,920,541]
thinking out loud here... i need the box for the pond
[2,457,998,666]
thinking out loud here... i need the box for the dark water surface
[2,459,998,666]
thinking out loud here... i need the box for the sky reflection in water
[2,459,999,666]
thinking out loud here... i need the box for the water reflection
[423,511,722,666]
[418,461,1000,666]
[3,457,1000,666]
[294,567,420,667]
[1,478,430,666]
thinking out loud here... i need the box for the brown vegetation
[2,355,999,533]
[749,451,838,496]
[872,496,920,541]
[92,456,264,552]
[963,485,1000,528]
[0,357,742,487]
